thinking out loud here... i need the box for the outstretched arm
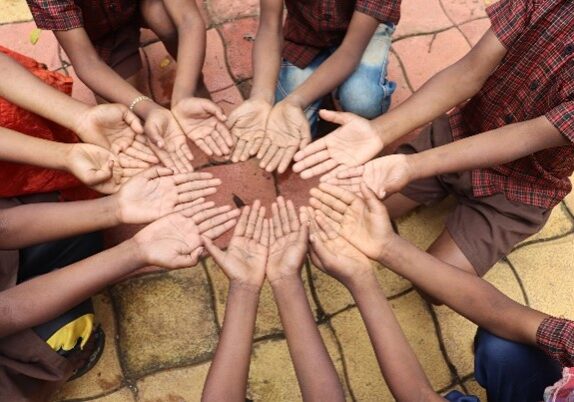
[201,202,268,402]
[267,198,345,402]
[0,206,238,338]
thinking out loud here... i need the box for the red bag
[0,46,98,200]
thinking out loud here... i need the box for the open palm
[228,98,272,162]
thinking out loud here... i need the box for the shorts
[93,22,142,79]
[396,115,551,276]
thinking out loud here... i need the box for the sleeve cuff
[546,102,574,144]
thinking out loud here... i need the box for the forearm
[0,196,120,249]
[171,17,206,104]
[250,11,283,103]
[379,235,547,344]
[0,53,89,131]
[348,274,439,402]
[0,127,71,170]
[408,116,568,181]
[0,239,144,337]
[202,284,259,402]
[271,277,345,402]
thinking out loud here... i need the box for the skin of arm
[201,202,268,402]
[267,198,345,402]
[310,182,548,346]
[161,0,206,104]
[292,29,508,179]
[283,11,379,109]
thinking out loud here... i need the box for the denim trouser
[275,23,396,137]
[473,328,562,402]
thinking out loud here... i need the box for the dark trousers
[474,328,562,402]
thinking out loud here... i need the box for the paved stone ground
[1,0,573,400]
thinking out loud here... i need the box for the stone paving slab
[1,0,573,401]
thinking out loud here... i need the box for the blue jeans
[473,328,562,402]
[276,23,396,137]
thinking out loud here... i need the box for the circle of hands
[70,96,410,273]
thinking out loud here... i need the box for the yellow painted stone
[507,235,574,319]
[519,204,573,245]
[83,387,135,402]
[246,325,351,401]
[464,378,487,400]
[0,0,32,24]
[137,363,210,401]
[53,292,124,400]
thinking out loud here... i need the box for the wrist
[283,93,306,109]
[249,89,275,105]
[346,269,379,295]
[60,143,77,172]
[133,97,162,119]
[105,192,124,226]
[228,280,262,297]
[269,273,303,291]
[376,233,402,266]
[405,152,424,182]
[120,238,149,267]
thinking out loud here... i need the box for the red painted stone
[442,0,487,25]
[142,42,176,107]
[393,28,471,90]
[388,51,412,110]
[208,0,259,24]
[199,158,277,248]
[203,29,235,93]
[210,84,244,116]
[394,0,452,39]
[459,18,491,46]
[276,168,320,210]
[218,17,258,81]
[0,22,62,71]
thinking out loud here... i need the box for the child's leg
[275,53,330,138]
[337,23,396,119]
[474,328,562,402]
[140,0,178,58]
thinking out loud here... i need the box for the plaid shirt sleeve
[536,316,574,368]
[355,0,401,24]
[26,0,84,31]
[546,101,574,144]
[486,0,533,48]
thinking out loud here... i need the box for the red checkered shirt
[283,0,401,68]
[448,0,574,209]
[26,0,137,59]
[537,317,574,368]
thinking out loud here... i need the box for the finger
[308,225,331,263]
[233,205,250,237]
[180,142,194,162]
[325,176,363,188]
[277,196,291,234]
[203,100,227,121]
[297,218,309,244]
[174,200,215,213]
[216,122,234,148]
[319,165,347,183]
[189,247,204,265]
[145,124,165,148]
[293,137,327,164]
[211,131,231,155]
[277,146,297,174]
[300,159,339,180]
[244,200,261,238]
[124,145,160,164]
[259,144,279,169]
[190,205,231,223]
[199,209,241,234]
[202,218,238,239]
[315,211,339,240]
[318,182,356,205]
[252,206,266,242]
[142,166,174,179]
[256,137,272,160]
[204,135,223,157]
[271,202,283,238]
[360,182,386,213]
[175,148,193,173]
[309,197,344,223]
[292,149,330,172]
[299,122,311,150]
[265,147,285,173]
[202,235,227,263]
[248,136,264,157]
[231,139,247,163]
[307,210,325,242]
[286,200,299,231]
[176,178,221,193]
[195,138,214,156]
[173,171,214,184]
[124,109,144,134]
[318,109,355,125]
[260,219,270,247]
[178,187,218,202]
[309,187,348,214]
[337,165,365,179]
[268,219,276,246]
[118,153,150,169]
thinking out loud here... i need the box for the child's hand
[266,197,309,284]
[133,204,240,269]
[66,143,123,194]
[293,110,383,180]
[305,206,373,287]
[203,200,269,291]
[144,107,194,173]
[116,167,221,224]
[309,183,394,261]
[258,100,311,174]
[326,154,414,198]
[228,98,272,163]
[172,97,234,157]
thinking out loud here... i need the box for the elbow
[0,297,20,338]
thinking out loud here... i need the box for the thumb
[318,109,355,125]
[124,109,144,134]
[202,99,227,121]
[201,235,226,264]
[360,182,386,214]
[145,120,166,148]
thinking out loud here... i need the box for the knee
[141,0,178,43]
[474,329,532,372]
[338,70,396,119]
